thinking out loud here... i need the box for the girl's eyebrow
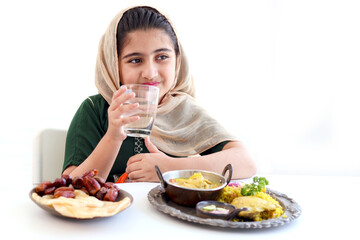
[154,48,172,53]
[122,52,142,59]
[122,48,172,59]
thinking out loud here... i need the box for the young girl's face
[118,29,177,103]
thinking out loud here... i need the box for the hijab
[95,6,237,156]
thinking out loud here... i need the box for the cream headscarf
[95,6,237,156]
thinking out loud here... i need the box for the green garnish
[241,176,269,196]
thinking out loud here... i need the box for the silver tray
[148,185,301,229]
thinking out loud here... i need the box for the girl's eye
[157,55,168,61]
[129,58,141,64]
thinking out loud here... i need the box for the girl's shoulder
[86,94,109,108]
[75,94,109,120]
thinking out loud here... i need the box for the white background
[0,0,359,180]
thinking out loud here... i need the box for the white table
[2,175,359,239]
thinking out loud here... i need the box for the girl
[63,6,256,182]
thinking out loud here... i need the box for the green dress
[63,94,229,182]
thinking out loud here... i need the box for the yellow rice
[217,185,242,203]
[217,186,284,221]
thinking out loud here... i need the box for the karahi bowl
[155,164,233,207]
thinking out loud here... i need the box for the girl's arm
[179,141,257,179]
[126,138,257,182]
[63,87,139,180]
[63,133,123,180]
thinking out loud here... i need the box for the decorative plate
[30,188,133,219]
[148,185,301,229]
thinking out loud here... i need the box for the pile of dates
[35,169,120,202]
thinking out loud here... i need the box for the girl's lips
[143,82,160,86]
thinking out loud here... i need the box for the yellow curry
[170,173,221,189]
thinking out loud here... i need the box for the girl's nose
[141,62,158,80]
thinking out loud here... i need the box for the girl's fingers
[111,115,139,128]
[110,86,127,109]
[110,102,139,120]
[109,92,135,112]
[125,160,142,178]
[109,89,135,112]
[144,137,160,153]
[126,154,143,166]
[120,115,140,125]
[112,86,127,100]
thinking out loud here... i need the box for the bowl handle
[222,164,233,184]
[155,165,168,189]
[225,207,249,221]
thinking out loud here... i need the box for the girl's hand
[126,137,173,182]
[106,86,140,141]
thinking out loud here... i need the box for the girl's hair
[116,6,179,57]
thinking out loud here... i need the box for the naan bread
[32,190,131,219]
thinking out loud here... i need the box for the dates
[72,176,84,189]
[54,187,75,198]
[103,188,118,202]
[94,176,106,187]
[34,169,121,202]
[83,176,101,195]
[95,187,108,200]
[62,174,73,186]
[35,181,53,196]
[53,177,67,188]
[44,186,56,195]
[35,174,72,196]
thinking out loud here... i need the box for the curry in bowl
[169,172,222,189]
[155,164,232,207]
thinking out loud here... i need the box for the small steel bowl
[196,200,249,220]
[196,200,235,219]
[155,164,232,207]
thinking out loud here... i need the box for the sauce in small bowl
[196,201,235,219]
[196,200,249,220]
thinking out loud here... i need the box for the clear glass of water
[122,84,159,138]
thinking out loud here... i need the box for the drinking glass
[122,84,159,138]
